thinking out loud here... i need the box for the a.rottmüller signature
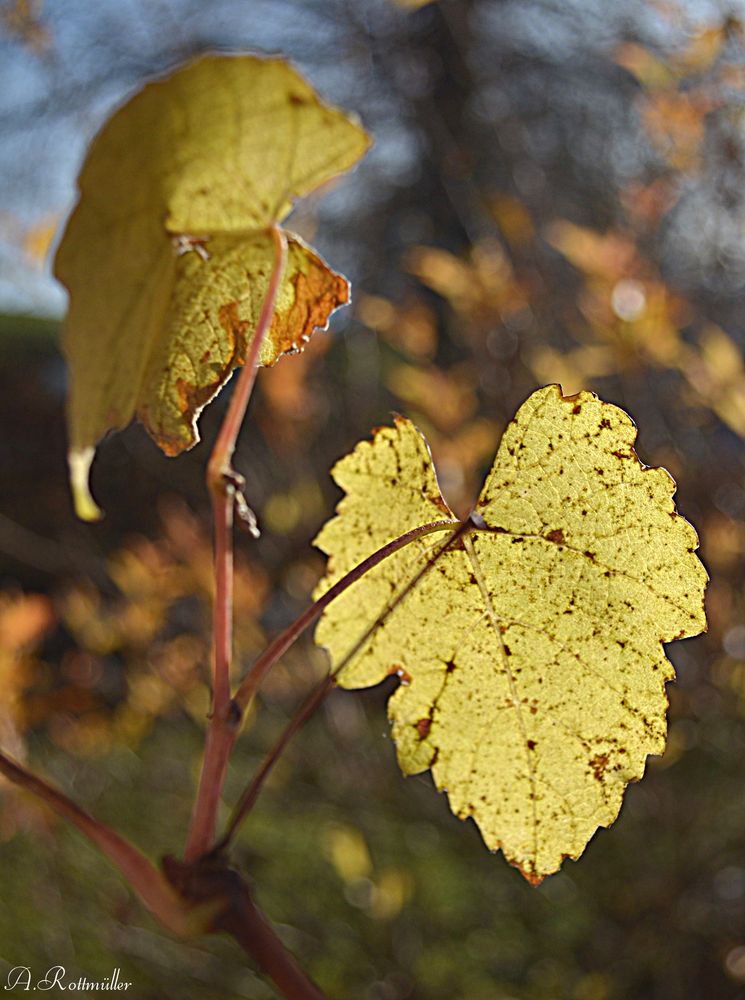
[4,966,131,992]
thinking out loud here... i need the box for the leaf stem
[233,518,458,715]
[0,747,326,998]
[218,517,473,850]
[207,224,289,494]
[219,676,335,851]
[185,224,288,863]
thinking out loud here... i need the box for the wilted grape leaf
[54,55,370,519]
[314,385,707,883]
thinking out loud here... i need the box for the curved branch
[0,750,200,937]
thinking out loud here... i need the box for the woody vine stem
[0,223,479,1000]
[177,219,476,999]
[0,509,465,999]
[184,224,468,865]
[185,224,287,862]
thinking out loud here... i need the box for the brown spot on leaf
[152,299,249,455]
[218,301,246,359]
[589,752,610,781]
[545,528,565,544]
[428,494,454,516]
[415,718,432,741]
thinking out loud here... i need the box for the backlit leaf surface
[54,55,370,518]
[314,385,707,882]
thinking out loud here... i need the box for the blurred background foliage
[1,0,745,997]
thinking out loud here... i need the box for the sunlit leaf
[615,42,675,90]
[391,0,437,8]
[386,362,478,433]
[0,593,54,771]
[314,385,707,882]
[679,325,745,437]
[54,54,370,518]
[545,222,637,280]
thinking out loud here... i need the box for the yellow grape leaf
[54,55,370,519]
[615,42,675,90]
[314,385,707,883]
